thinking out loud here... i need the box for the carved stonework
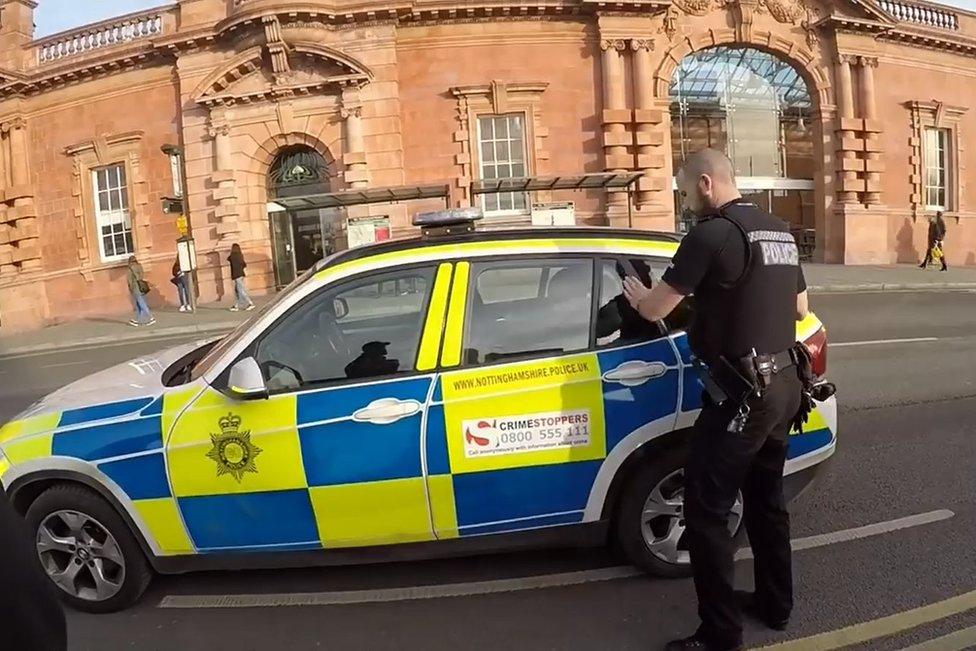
[630,39,655,52]
[858,56,879,67]
[760,0,804,24]
[660,6,680,40]
[673,0,713,16]
[600,39,628,51]
[207,122,230,139]
[801,6,821,48]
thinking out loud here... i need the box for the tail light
[803,326,828,378]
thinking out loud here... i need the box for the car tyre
[25,483,153,613]
[614,444,744,579]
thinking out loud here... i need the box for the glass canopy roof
[669,47,812,111]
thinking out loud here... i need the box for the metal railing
[35,9,169,65]
[877,0,959,30]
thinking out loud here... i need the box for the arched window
[268,146,331,199]
[670,47,816,239]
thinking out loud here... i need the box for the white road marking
[735,509,954,560]
[38,360,90,369]
[833,337,939,348]
[159,509,954,610]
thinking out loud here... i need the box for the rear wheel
[25,484,152,613]
[615,446,743,577]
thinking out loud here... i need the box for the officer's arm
[796,265,809,320]
[796,290,809,320]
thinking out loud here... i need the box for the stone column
[834,55,858,204]
[858,56,881,205]
[601,39,629,218]
[2,118,39,272]
[631,39,655,208]
[208,115,240,241]
[341,85,368,190]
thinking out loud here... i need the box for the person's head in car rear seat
[548,265,591,301]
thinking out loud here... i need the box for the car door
[422,255,658,538]
[593,257,682,450]
[165,263,452,552]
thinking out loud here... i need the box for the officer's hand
[622,276,651,309]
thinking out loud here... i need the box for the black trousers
[684,370,802,649]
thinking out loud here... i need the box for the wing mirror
[227,357,268,400]
[333,297,349,319]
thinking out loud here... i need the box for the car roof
[321,227,681,271]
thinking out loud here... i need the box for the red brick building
[0,0,974,330]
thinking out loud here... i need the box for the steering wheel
[316,311,351,361]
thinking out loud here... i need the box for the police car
[0,209,836,612]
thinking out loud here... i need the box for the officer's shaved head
[680,149,736,184]
[675,148,741,216]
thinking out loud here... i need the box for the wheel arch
[583,415,693,522]
[6,459,162,570]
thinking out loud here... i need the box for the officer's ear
[697,173,713,197]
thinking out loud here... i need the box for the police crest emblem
[206,413,262,482]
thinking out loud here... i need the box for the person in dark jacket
[0,489,67,651]
[228,243,255,312]
[171,258,191,312]
[919,212,948,271]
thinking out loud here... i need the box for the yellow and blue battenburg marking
[0,394,195,555]
[0,235,835,559]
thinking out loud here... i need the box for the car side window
[462,258,593,365]
[596,257,693,346]
[254,267,436,392]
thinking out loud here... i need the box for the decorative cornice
[63,130,143,157]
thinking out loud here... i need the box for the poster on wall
[347,216,391,249]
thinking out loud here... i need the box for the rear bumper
[784,452,833,503]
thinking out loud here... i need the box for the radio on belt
[414,207,483,239]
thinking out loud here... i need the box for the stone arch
[655,28,835,260]
[653,29,833,111]
[242,132,342,202]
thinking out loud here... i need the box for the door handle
[352,398,422,425]
[602,360,668,387]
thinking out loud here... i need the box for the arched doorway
[267,145,337,286]
[670,47,815,256]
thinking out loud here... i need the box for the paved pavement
[1,263,974,359]
[0,291,974,650]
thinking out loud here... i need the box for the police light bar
[413,207,483,238]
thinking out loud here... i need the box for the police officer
[623,149,809,651]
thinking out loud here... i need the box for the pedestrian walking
[0,489,67,651]
[171,257,192,312]
[228,243,255,312]
[623,149,815,651]
[919,211,948,271]
[126,256,155,326]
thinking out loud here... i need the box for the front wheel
[25,484,152,613]
[615,446,743,577]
